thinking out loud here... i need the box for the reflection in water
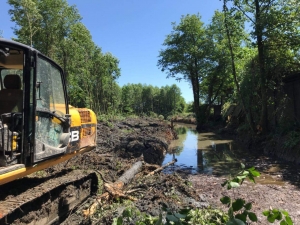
[176,126,187,135]
[163,123,243,176]
[163,123,286,185]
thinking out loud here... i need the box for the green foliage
[283,131,300,149]
[187,208,229,225]
[262,209,293,225]
[112,206,161,225]
[149,111,158,118]
[115,206,229,225]
[220,163,294,225]
[8,0,300,129]
[97,114,125,123]
[120,83,185,118]
[185,102,194,113]
[158,14,209,127]
[158,115,164,121]
[158,206,229,225]
[220,196,258,224]
[220,164,260,224]
[111,163,294,225]
[8,0,121,116]
[226,0,300,133]
[236,122,251,134]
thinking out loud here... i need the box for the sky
[0,0,223,103]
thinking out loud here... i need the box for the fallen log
[145,159,177,177]
[118,161,143,185]
[82,161,143,217]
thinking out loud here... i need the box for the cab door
[33,55,70,162]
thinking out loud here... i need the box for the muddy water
[163,123,286,185]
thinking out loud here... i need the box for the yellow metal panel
[88,109,97,124]
[0,146,94,186]
[69,105,82,127]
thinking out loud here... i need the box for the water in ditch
[163,123,286,185]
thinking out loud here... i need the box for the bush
[158,115,164,120]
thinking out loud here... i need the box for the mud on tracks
[0,170,98,225]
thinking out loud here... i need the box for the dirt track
[1,117,300,224]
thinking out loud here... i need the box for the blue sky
[0,0,223,102]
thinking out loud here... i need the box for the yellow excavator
[0,39,98,224]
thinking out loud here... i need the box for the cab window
[36,56,66,115]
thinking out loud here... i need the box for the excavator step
[0,164,25,175]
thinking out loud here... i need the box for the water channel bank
[168,123,300,224]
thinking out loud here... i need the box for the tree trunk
[191,75,201,130]
[118,161,143,185]
[223,0,256,133]
[82,161,143,217]
[255,0,268,134]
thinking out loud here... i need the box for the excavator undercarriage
[0,170,98,225]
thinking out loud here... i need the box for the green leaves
[229,181,240,189]
[226,218,245,225]
[221,196,231,204]
[248,166,260,177]
[248,212,258,222]
[232,199,245,211]
[122,208,132,218]
[222,164,260,190]
[244,202,252,210]
[221,194,257,223]
[263,209,293,224]
[120,83,185,118]
[220,165,260,224]
[8,0,123,116]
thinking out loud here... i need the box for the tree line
[7,0,300,132]
[121,84,185,117]
[7,0,186,118]
[158,0,300,133]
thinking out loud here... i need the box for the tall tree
[8,0,122,115]
[9,0,81,58]
[201,10,235,118]
[8,0,42,46]
[222,1,257,132]
[227,0,300,133]
[158,14,208,129]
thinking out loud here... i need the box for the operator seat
[0,74,23,115]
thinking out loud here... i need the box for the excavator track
[0,170,98,225]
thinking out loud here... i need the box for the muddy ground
[67,118,300,224]
[2,117,300,224]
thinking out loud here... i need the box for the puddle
[163,123,286,185]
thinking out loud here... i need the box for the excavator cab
[0,39,98,224]
[0,39,71,168]
[0,39,95,175]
